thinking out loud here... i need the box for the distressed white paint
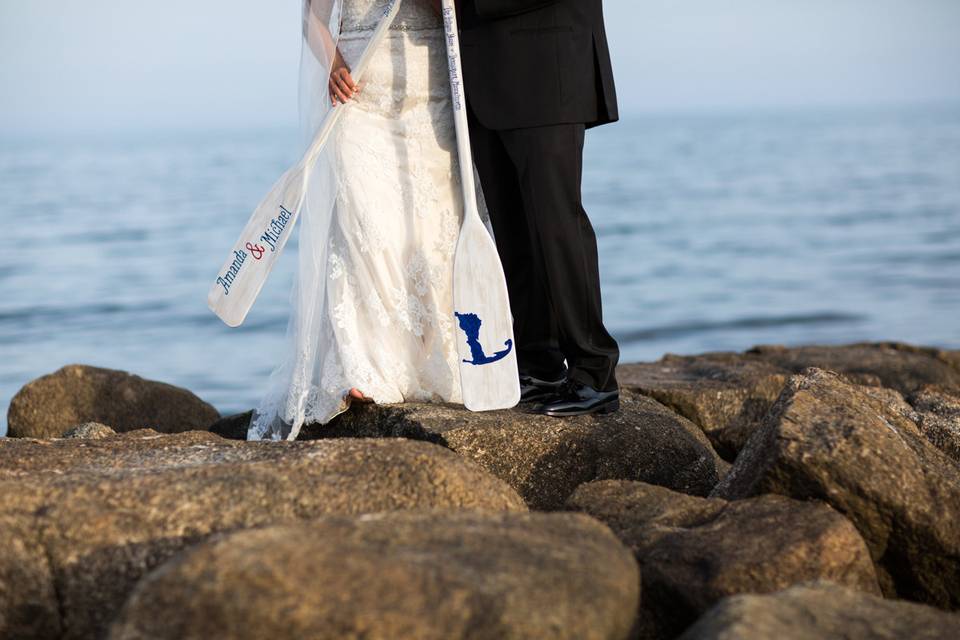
[443,0,521,411]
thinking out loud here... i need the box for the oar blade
[207,166,304,327]
[453,218,521,411]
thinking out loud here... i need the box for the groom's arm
[473,0,559,19]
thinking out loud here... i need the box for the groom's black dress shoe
[519,373,567,403]
[533,379,620,417]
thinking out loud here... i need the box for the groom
[457,0,621,416]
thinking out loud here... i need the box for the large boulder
[302,390,728,509]
[678,581,960,640]
[567,480,880,639]
[109,512,640,640]
[618,353,789,460]
[712,368,960,609]
[6,365,220,438]
[0,432,525,640]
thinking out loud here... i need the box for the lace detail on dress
[248,13,484,440]
[341,0,441,33]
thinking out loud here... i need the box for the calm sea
[2,106,959,435]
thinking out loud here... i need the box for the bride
[248,0,471,440]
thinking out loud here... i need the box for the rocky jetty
[618,341,960,460]
[2,341,959,639]
[567,480,880,639]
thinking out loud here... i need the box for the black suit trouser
[467,106,619,392]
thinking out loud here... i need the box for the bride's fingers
[335,72,357,99]
[338,68,357,93]
[329,78,351,105]
[328,65,361,106]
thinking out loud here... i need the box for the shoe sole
[540,398,620,417]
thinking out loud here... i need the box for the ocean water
[2,106,959,434]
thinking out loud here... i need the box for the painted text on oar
[260,205,294,252]
[215,205,295,296]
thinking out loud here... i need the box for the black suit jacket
[459,0,618,130]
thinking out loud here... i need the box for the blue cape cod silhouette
[454,312,513,365]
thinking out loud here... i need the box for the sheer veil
[247,0,345,441]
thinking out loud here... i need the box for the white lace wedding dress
[248,0,470,440]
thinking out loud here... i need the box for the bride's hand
[329,48,358,106]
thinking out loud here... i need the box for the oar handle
[441,0,481,222]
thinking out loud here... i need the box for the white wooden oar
[208,0,403,327]
[441,0,521,411]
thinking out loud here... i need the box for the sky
[1,0,959,133]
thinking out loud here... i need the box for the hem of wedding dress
[248,383,463,442]
[316,392,354,428]
[290,389,355,440]
[247,390,349,442]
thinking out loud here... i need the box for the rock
[712,368,960,609]
[61,422,117,439]
[207,410,253,440]
[834,383,960,464]
[619,343,960,460]
[618,353,790,460]
[109,512,639,640]
[907,385,960,463]
[938,348,960,372]
[0,432,525,640]
[678,581,960,640]
[302,390,728,509]
[7,365,220,439]
[747,342,960,395]
[567,480,880,639]
[853,382,920,416]
[0,515,61,640]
